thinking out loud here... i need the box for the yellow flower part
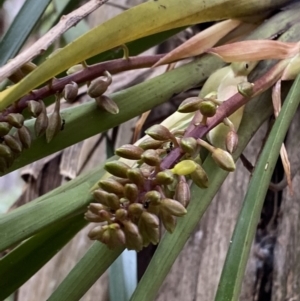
[171,160,198,176]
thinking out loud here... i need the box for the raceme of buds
[95,95,119,115]
[46,98,62,143]
[63,81,78,103]
[7,113,24,128]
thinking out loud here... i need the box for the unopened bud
[127,168,145,187]
[0,122,12,136]
[138,138,164,150]
[18,126,32,149]
[88,73,112,98]
[199,100,217,117]
[123,220,143,251]
[161,198,187,217]
[128,203,144,218]
[105,160,131,178]
[108,224,126,248]
[115,144,144,160]
[177,97,202,113]
[171,159,197,175]
[138,211,159,245]
[3,135,22,154]
[144,191,161,206]
[95,95,119,114]
[28,100,42,117]
[88,225,105,240]
[115,208,128,221]
[124,183,139,203]
[212,148,236,171]
[226,130,239,153]
[46,98,61,143]
[66,64,84,75]
[238,81,254,97]
[35,101,48,137]
[175,179,190,207]
[93,189,112,207]
[180,137,198,155]
[190,164,209,188]
[63,81,78,103]
[87,203,105,214]
[84,211,107,222]
[98,178,124,196]
[160,211,176,233]
[145,124,174,141]
[141,149,161,166]
[0,144,13,158]
[156,170,175,185]
[7,113,24,128]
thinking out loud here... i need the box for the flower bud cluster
[86,122,236,251]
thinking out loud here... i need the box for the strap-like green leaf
[0,0,51,66]
[0,215,87,300]
[214,75,300,301]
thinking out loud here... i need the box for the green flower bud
[160,211,176,233]
[155,169,175,185]
[27,100,42,117]
[88,72,112,98]
[63,81,78,103]
[199,100,217,117]
[87,203,105,214]
[177,97,202,113]
[160,198,187,217]
[122,220,143,251]
[175,179,190,207]
[34,101,48,137]
[3,135,22,154]
[105,160,131,178]
[98,178,124,196]
[84,211,107,222]
[171,159,197,175]
[0,144,13,158]
[145,124,174,141]
[17,126,32,149]
[106,193,120,210]
[138,211,159,245]
[127,168,145,187]
[46,98,61,143]
[128,203,144,218]
[7,113,24,128]
[226,130,239,154]
[144,191,161,206]
[108,224,126,248]
[190,164,209,189]
[138,138,164,150]
[212,148,236,171]
[66,64,84,75]
[180,137,198,155]
[237,81,254,97]
[141,149,161,166]
[124,183,139,203]
[95,95,119,114]
[115,208,128,221]
[0,122,12,136]
[88,225,105,240]
[115,144,144,160]
[93,189,110,206]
